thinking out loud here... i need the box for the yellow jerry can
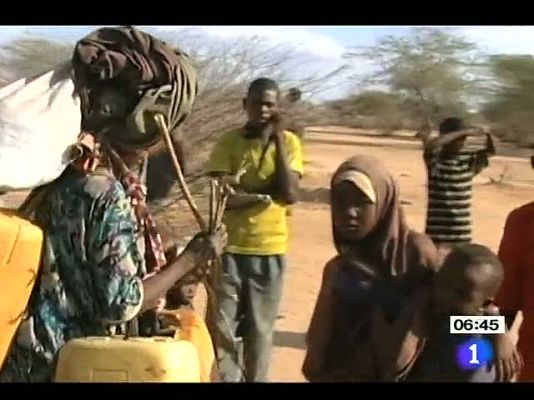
[54,336,201,382]
[0,208,43,368]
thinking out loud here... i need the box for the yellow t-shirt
[209,128,304,255]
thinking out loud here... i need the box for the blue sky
[312,26,412,46]
[0,25,412,49]
[1,25,533,100]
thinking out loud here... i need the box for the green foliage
[346,28,482,126]
[482,55,534,143]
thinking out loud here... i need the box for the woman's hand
[140,225,227,313]
[182,225,228,267]
[493,331,523,382]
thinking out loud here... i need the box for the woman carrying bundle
[0,26,226,383]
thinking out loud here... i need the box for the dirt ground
[269,128,534,382]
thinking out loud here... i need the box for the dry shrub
[146,32,347,205]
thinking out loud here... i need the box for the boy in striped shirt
[424,117,495,247]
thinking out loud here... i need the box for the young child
[401,244,505,382]
[302,155,441,382]
[158,274,219,382]
[165,273,198,310]
[424,118,495,247]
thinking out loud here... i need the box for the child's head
[166,273,198,308]
[243,78,280,127]
[439,117,467,155]
[432,243,503,316]
[331,168,378,241]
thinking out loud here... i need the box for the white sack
[0,63,81,191]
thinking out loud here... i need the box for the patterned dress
[0,168,146,382]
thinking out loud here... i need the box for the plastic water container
[54,336,201,382]
[0,209,43,368]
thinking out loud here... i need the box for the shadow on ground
[273,330,307,350]
[307,137,421,152]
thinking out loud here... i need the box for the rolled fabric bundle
[72,25,198,151]
[0,64,81,191]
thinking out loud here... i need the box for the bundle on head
[72,25,198,152]
[62,26,200,276]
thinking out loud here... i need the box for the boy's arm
[471,133,496,175]
[208,133,233,178]
[207,134,264,210]
[269,127,304,205]
[226,192,271,210]
[485,132,496,156]
[425,130,472,158]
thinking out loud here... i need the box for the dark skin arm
[209,117,300,207]
[226,193,271,210]
[482,303,523,381]
[425,129,496,167]
[238,119,300,204]
[139,227,226,313]
[208,172,269,211]
[471,133,496,175]
[270,127,300,205]
[425,130,471,157]
[141,251,196,313]
[491,310,524,382]
[425,128,495,155]
[485,133,496,156]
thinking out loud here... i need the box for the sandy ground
[269,128,534,382]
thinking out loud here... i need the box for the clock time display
[450,316,505,334]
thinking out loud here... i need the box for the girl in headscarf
[302,155,440,382]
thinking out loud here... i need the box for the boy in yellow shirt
[209,78,304,382]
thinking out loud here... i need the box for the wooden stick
[154,113,223,364]
[154,113,207,232]
[154,113,238,373]
[215,190,229,229]
[214,180,221,230]
[209,180,216,234]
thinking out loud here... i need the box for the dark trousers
[215,253,286,382]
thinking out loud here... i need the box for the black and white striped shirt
[424,149,489,244]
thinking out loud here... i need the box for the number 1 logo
[457,338,493,371]
[469,344,479,365]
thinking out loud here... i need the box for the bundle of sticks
[208,180,229,238]
[153,113,229,359]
